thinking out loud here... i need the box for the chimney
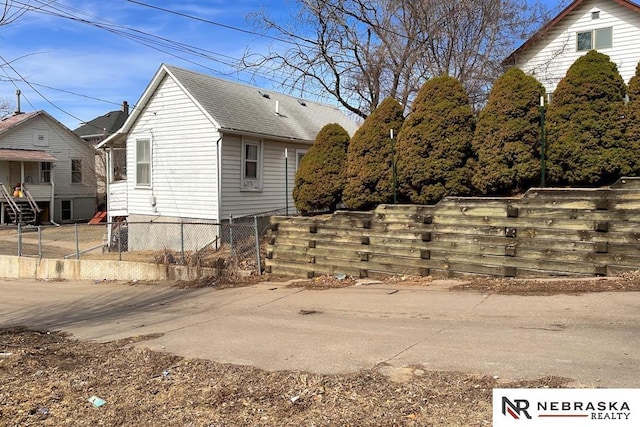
[275,100,280,116]
[122,101,129,115]
[15,89,22,115]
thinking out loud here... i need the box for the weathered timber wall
[265,177,640,279]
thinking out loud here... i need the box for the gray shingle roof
[165,65,358,141]
[74,110,128,138]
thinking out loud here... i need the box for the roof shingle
[165,65,358,141]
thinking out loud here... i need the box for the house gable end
[505,0,640,66]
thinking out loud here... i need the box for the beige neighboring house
[98,64,358,250]
[74,102,129,210]
[504,0,640,97]
[0,110,97,224]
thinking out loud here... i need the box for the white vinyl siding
[125,75,219,220]
[221,137,310,218]
[512,0,640,94]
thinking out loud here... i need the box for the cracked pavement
[1,278,638,387]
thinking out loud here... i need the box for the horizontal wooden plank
[427,251,602,275]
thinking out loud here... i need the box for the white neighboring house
[0,110,97,224]
[503,0,640,97]
[98,64,358,250]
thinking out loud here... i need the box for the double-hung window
[295,149,308,171]
[136,138,151,186]
[71,159,82,183]
[242,139,262,191]
[577,27,612,51]
[40,162,51,183]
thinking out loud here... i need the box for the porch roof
[0,148,57,162]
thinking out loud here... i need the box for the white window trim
[295,148,308,171]
[40,162,52,184]
[70,159,82,184]
[241,138,263,191]
[134,136,152,188]
[576,27,612,52]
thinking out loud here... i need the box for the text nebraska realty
[503,397,631,420]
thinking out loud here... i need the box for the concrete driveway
[0,278,638,387]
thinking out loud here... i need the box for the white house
[98,64,358,250]
[503,0,640,97]
[0,110,97,224]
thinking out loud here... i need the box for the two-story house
[0,109,97,224]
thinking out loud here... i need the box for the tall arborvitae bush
[293,123,350,214]
[343,97,405,210]
[395,76,475,204]
[623,61,640,175]
[546,50,629,186]
[472,68,545,195]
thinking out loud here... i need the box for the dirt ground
[0,326,569,427]
[2,274,639,425]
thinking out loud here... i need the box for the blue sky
[0,0,564,130]
[0,0,291,129]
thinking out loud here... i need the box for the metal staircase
[1,183,41,225]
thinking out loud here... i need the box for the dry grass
[450,273,640,295]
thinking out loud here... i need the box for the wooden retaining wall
[265,178,640,279]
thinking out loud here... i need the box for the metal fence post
[216,223,220,251]
[118,222,122,261]
[17,223,22,256]
[38,226,42,259]
[75,223,80,260]
[229,215,235,257]
[180,220,185,263]
[254,215,262,275]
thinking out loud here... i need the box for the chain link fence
[0,207,292,275]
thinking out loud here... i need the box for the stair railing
[21,183,42,215]
[0,183,22,221]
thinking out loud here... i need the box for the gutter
[219,127,312,144]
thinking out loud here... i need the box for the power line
[125,0,296,45]
[0,52,86,124]
[2,0,338,123]
[19,0,308,86]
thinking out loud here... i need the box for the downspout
[20,161,24,190]
[216,135,222,222]
[105,147,112,244]
[50,181,59,226]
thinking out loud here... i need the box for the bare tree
[244,0,551,118]
[1,0,33,26]
[0,97,13,118]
